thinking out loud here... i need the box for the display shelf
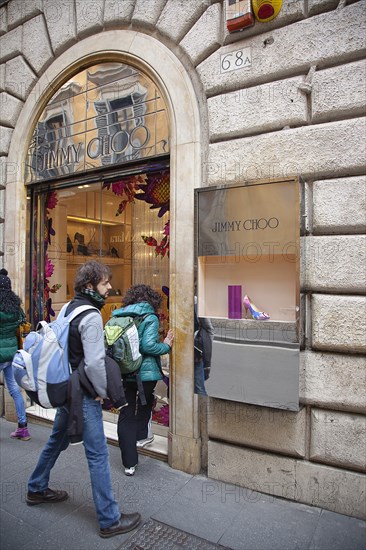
[209,317,298,347]
[66,253,125,265]
[67,216,124,227]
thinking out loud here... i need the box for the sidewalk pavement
[0,417,365,550]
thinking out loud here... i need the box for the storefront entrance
[6,30,202,474]
[24,62,172,458]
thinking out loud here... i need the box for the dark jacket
[195,317,214,380]
[112,302,170,382]
[0,310,21,362]
[67,356,127,444]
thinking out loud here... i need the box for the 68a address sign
[220,47,252,73]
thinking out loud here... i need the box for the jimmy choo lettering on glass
[36,143,82,172]
[212,218,279,232]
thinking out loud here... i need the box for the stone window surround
[4,30,203,474]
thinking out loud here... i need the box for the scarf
[80,288,106,308]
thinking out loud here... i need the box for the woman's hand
[164,329,174,348]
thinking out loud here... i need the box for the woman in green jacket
[115,284,173,476]
[0,269,30,440]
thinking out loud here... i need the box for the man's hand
[95,396,104,404]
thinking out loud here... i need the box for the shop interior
[26,172,171,457]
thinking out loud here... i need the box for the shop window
[196,178,300,411]
[24,61,171,435]
[26,169,171,429]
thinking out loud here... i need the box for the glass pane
[25,63,169,183]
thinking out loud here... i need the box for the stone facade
[0,0,365,520]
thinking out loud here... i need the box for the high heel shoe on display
[243,295,270,320]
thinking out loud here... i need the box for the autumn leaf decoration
[105,171,170,258]
[142,220,170,258]
[135,171,170,218]
[138,171,170,257]
[102,175,145,215]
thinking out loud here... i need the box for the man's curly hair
[122,284,162,313]
[74,260,111,293]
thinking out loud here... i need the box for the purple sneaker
[10,427,31,441]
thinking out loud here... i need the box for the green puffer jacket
[112,301,170,382]
[0,310,20,363]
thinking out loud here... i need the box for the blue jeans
[28,395,120,529]
[194,360,207,396]
[0,361,27,425]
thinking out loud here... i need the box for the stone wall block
[208,441,298,500]
[204,119,366,185]
[132,0,168,28]
[76,0,104,38]
[300,351,366,413]
[310,409,366,472]
[156,0,211,43]
[312,60,366,123]
[301,235,366,293]
[0,6,7,35]
[313,176,366,235]
[0,156,7,186]
[43,0,76,56]
[209,441,366,519]
[308,0,339,16]
[0,63,4,91]
[104,0,135,27]
[0,92,23,127]
[197,3,366,95]
[207,118,366,185]
[7,0,42,30]
[0,27,22,64]
[5,56,37,101]
[208,399,306,457]
[0,126,13,155]
[296,460,366,519]
[180,3,222,67]
[312,294,366,353]
[22,16,54,74]
[208,76,307,141]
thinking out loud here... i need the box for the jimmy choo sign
[25,62,169,184]
[198,181,298,256]
[212,217,279,232]
[30,124,151,174]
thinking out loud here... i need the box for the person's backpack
[12,303,97,409]
[104,313,155,405]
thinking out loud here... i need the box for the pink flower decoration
[45,255,54,278]
[46,191,58,210]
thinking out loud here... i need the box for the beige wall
[0,0,365,519]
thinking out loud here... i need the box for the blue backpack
[12,303,97,409]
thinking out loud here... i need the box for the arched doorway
[5,31,202,474]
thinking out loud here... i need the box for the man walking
[26,260,141,538]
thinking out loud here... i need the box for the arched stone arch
[5,30,202,473]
